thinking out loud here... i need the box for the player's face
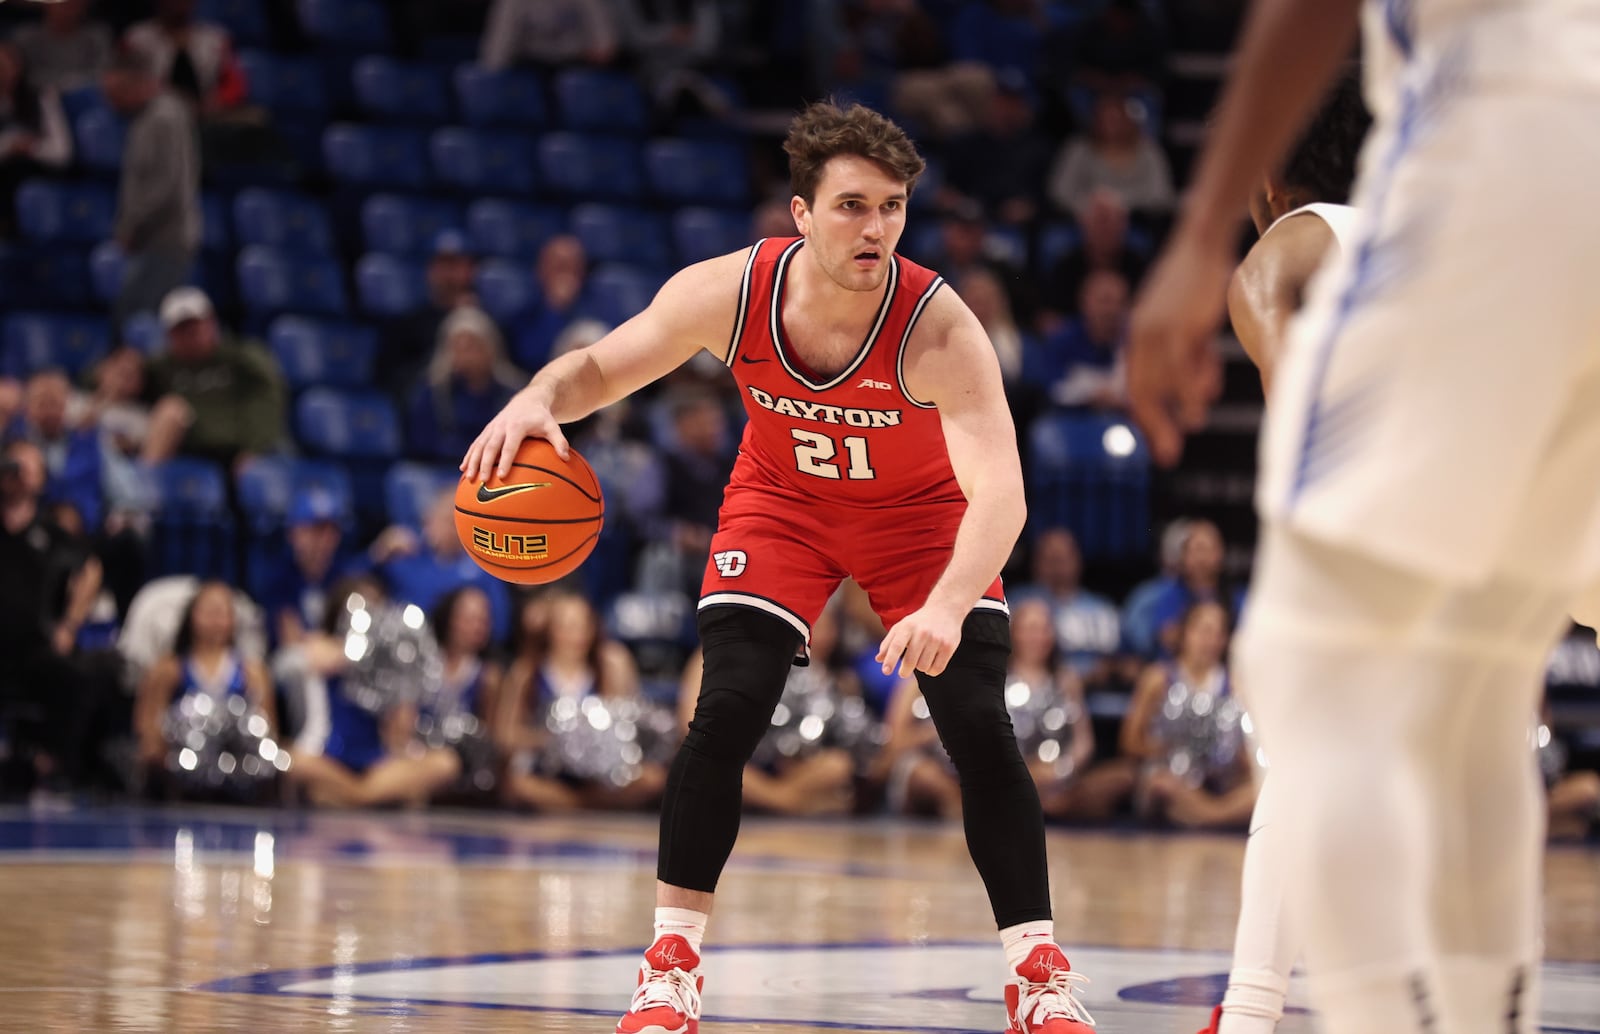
[793,155,908,293]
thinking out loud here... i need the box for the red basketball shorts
[699,487,1009,644]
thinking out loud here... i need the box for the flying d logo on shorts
[713,550,748,577]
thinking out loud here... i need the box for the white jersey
[1256,22,1600,590]
[1361,0,1600,119]
[1261,202,1361,255]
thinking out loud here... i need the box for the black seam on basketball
[505,462,602,503]
[455,506,606,525]
[468,529,601,570]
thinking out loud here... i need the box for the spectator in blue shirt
[511,235,589,372]
[1013,527,1122,690]
[1146,519,1243,658]
[8,368,104,532]
[406,305,523,464]
[1029,269,1130,411]
[371,485,512,646]
[260,488,367,648]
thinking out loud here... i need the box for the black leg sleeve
[917,610,1053,929]
[656,605,801,893]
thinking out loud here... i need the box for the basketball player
[1199,74,1370,1034]
[464,101,1095,1034]
[1128,2,1600,1033]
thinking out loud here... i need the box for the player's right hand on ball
[462,387,570,482]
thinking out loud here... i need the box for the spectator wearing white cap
[102,47,200,326]
[142,287,284,470]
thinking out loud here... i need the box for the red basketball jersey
[722,237,961,509]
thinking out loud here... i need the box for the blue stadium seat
[236,246,348,317]
[122,312,164,354]
[15,180,115,243]
[671,207,750,264]
[554,69,647,132]
[322,124,429,189]
[153,458,234,580]
[384,462,458,528]
[198,0,269,45]
[473,260,536,324]
[429,127,537,195]
[73,106,126,172]
[200,192,233,253]
[454,65,546,128]
[89,241,123,304]
[644,139,749,204]
[569,204,672,268]
[235,455,355,535]
[354,253,426,317]
[360,194,464,257]
[59,85,102,122]
[1036,221,1083,274]
[582,264,663,328]
[267,315,377,390]
[537,133,643,200]
[465,199,564,260]
[2,312,112,378]
[296,0,392,50]
[236,50,327,116]
[296,388,402,461]
[232,188,335,254]
[1027,412,1151,561]
[27,246,94,307]
[352,57,452,123]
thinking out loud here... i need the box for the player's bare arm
[1128,0,1360,465]
[462,249,749,481]
[1227,213,1336,394]
[878,286,1026,678]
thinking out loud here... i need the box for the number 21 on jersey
[792,429,875,481]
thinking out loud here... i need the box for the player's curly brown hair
[783,100,925,206]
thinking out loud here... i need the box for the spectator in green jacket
[144,287,285,470]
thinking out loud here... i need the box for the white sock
[1000,920,1055,971]
[1218,776,1295,1034]
[654,907,708,957]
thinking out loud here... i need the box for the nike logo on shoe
[475,482,551,504]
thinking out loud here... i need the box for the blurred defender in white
[1126,3,1600,1034]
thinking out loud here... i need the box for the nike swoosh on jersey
[737,354,771,364]
[475,482,552,504]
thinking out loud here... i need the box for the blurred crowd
[0,0,1595,840]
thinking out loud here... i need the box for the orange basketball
[455,439,604,585]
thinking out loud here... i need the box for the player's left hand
[878,604,965,679]
[1126,233,1232,467]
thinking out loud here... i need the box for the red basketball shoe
[615,935,703,1034]
[1005,943,1097,1033]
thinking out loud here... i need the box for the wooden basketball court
[0,807,1594,1033]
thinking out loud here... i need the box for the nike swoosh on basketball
[737,354,770,364]
[475,482,551,503]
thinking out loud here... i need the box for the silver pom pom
[1151,677,1246,788]
[162,692,290,799]
[339,595,443,717]
[750,668,884,770]
[542,695,680,788]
